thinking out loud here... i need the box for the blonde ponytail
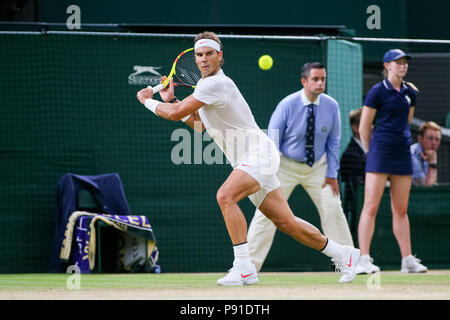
[405,81,419,92]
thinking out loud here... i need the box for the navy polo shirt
[364,78,417,146]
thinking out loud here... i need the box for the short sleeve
[193,78,220,105]
[406,86,417,107]
[363,85,379,109]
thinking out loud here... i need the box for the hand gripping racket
[148,47,201,93]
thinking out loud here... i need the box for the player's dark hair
[194,31,224,67]
[301,62,325,79]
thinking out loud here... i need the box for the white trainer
[401,255,428,273]
[331,246,360,283]
[356,255,380,274]
[217,263,258,286]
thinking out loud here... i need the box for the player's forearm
[155,102,186,122]
[143,99,189,122]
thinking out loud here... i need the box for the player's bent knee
[216,189,235,209]
[272,216,296,234]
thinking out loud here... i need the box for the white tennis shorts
[234,143,281,208]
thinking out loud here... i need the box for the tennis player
[137,31,360,285]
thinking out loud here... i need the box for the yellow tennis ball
[258,55,273,70]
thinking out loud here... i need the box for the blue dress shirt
[411,142,428,183]
[268,89,341,178]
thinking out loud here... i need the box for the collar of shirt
[353,137,367,153]
[411,142,423,155]
[300,89,320,106]
[411,142,424,161]
[382,78,408,92]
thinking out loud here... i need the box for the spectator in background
[411,121,442,186]
[340,108,367,243]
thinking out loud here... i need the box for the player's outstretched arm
[156,76,204,131]
[137,88,205,131]
[157,95,204,121]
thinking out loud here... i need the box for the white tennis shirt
[193,69,277,168]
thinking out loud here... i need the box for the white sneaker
[356,255,380,274]
[331,246,360,283]
[401,255,428,273]
[217,263,258,286]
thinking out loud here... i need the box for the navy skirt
[365,137,413,175]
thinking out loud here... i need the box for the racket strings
[175,52,201,86]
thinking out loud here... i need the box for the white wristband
[144,99,161,115]
[180,115,190,122]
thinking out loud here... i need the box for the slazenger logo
[128,65,163,85]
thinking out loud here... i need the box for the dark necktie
[305,104,315,167]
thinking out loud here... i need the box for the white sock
[321,238,344,258]
[402,255,413,262]
[233,242,252,268]
[360,254,371,261]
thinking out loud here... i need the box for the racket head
[161,47,198,89]
[173,48,201,88]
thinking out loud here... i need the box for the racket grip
[148,83,164,94]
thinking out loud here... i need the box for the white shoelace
[331,257,344,273]
[409,255,422,264]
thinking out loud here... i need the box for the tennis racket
[148,47,201,93]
